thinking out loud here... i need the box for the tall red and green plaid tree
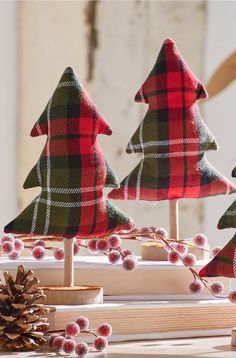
[4,67,133,238]
[108,38,236,239]
[4,67,134,300]
[199,167,236,278]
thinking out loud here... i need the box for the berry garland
[1,228,236,303]
[48,316,112,357]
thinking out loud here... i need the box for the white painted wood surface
[0,336,235,357]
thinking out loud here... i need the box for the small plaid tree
[108,38,236,240]
[4,67,134,296]
[199,167,236,278]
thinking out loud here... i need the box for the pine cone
[0,265,49,350]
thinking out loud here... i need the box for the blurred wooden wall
[18,1,206,251]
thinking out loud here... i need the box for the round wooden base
[39,285,103,305]
[141,242,209,261]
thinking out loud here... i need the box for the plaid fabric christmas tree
[108,38,236,201]
[199,166,236,278]
[4,67,133,238]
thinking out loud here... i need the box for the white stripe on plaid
[145,151,205,158]
[44,98,53,235]
[128,138,202,151]
[30,153,43,234]
[36,122,43,136]
[36,160,42,186]
[37,196,103,208]
[42,185,104,194]
[30,197,40,235]
[136,119,144,200]
[233,248,236,277]
[223,208,236,216]
[124,174,130,200]
[57,81,80,89]
[139,89,146,102]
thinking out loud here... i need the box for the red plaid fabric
[5,67,134,238]
[108,38,236,201]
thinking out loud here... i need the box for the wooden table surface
[0,336,236,357]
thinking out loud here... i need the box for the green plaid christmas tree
[199,166,236,277]
[4,67,134,238]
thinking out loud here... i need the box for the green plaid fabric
[4,67,134,238]
[232,167,236,178]
[217,166,236,229]
[199,233,236,278]
[217,200,236,229]
[108,38,236,201]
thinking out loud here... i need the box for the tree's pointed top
[30,67,112,137]
[57,66,79,84]
[135,38,208,107]
[163,37,175,46]
[232,166,236,178]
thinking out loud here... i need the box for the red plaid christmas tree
[4,67,133,238]
[199,167,236,278]
[108,38,236,240]
[3,67,134,304]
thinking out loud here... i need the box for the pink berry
[14,239,24,252]
[182,253,196,267]
[52,335,65,351]
[93,336,108,351]
[87,239,98,253]
[2,241,14,255]
[96,239,109,252]
[97,323,112,337]
[108,234,122,249]
[32,245,45,260]
[123,256,137,271]
[155,227,168,239]
[229,291,236,303]
[189,280,204,294]
[34,239,45,247]
[174,243,188,256]
[62,338,76,354]
[108,250,121,264]
[210,246,222,258]
[168,251,180,264]
[65,322,80,337]
[74,242,80,255]
[1,234,15,244]
[54,248,64,261]
[49,333,58,347]
[122,249,134,259]
[75,316,89,331]
[210,281,224,295]
[193,233,207,248]
[8,251,20,260]
[140,226,152,233]
[75,342,89,357]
